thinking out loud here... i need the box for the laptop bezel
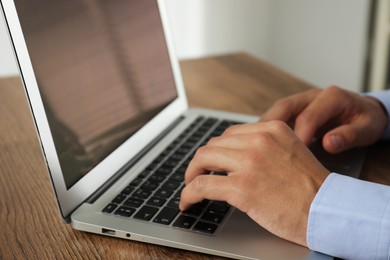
[1,0,189,219]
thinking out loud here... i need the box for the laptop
[1,0,365,259]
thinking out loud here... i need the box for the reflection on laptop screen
[14,0,178,189]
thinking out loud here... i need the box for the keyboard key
[162,180,181,190]
[155,188,173,199]
[201,211,225,224]
[219,120,234,128]
[178,133,188,140]
[160,149,170,157]
[133,189,152,199]
[138,170,152,179]
[176,147,191,156]
[153,207,179,225]
[123,197,144,208]
[112,194,127,204]
[147,197,166,207]
[102,203,117,213]
[162,160,178,169]
[193,221,218,234]
[141,181,159,190]
[169,173,184,182]
[169,153,185,162]
[203,118,218,126]
[173,215,196,229]
[148,174,166,183]
[187,136,201,143]
[114,206,136,217]
[181,159,191,168]
[181,140,198,148]
[192,130,207,138]
[152,155,166,164]
[166,143,177,151]
[208,201,230,214]
[130,178,143,187]
[121,186,134,195]
[194,116,205,123]
[183,206,203,217]
[146,163,158,171]
[155,167,172,176]
[175,166,187,175]
[174,186,184,199]
[193,200,209,208]
[134,206,159,221]
[198,126,211,133]
[167,197,180,208]
[211,129,224,137]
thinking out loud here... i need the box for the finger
[322,119,370,153]
[185,146,241,185]
[207,133,259,150]
[222,120,292,137]
[260,89,319,122]
[294,88,346,145]
[179,174,236,211]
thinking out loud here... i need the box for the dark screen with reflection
[14,0,178,189]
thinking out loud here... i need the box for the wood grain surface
[182,53,314,115]
[0,53,389,259]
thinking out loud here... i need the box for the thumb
[322,125,360,153]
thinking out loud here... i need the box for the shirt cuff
[307,173,390,260]
[365,91,390,139]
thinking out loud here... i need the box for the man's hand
[261,86,388,153]
[179,121,329,247]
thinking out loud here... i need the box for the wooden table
[0,53,389,259]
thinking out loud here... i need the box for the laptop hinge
[84,115,186,205]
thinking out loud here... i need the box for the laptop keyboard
[102,116,241,235]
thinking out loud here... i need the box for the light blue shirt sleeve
[365,90,390,139]
[307,173,390,259]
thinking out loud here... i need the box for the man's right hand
[260,86,388,153]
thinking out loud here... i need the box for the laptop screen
[14,0,178,189]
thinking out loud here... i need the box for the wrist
[365,96,388,118]
[294,166,329,247]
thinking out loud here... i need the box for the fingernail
[330,135,343,151]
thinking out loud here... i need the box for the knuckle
[196,145,207,155]
[207,136,219,145]
[192,175,207,193]
[251,132,272,146]
[295,112,312,125]
[256,121,291,139]
[194,146,208,160]
[325,85,344,97]
[269,120,290,132]
[223,125,238,136]
[274,98,292,110]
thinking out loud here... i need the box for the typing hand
[180,121,329,247]
[260,86,388,153]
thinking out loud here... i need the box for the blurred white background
[0,0,371,91]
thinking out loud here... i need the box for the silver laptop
[1,0,365,259]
